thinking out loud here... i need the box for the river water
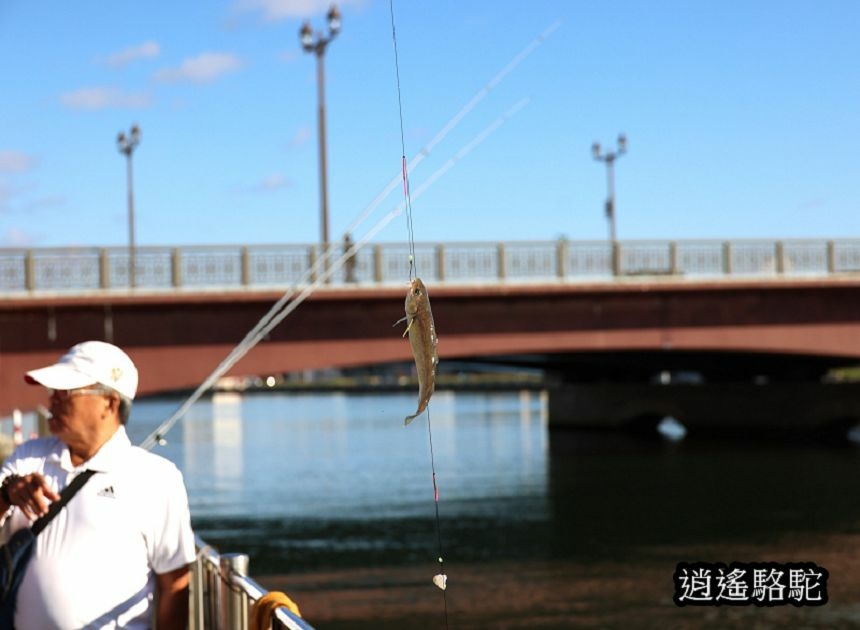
[125,389,860,629]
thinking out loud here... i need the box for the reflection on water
[127,390,860,627]
[128,389,550,571]
[184,392,243,483]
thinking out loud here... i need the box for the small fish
[396,277,438,425]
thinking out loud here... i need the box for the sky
[1,1,859,250]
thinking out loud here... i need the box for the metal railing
[191,535,313,630]
[2,239,860,293]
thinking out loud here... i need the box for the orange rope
[249,591,302,630]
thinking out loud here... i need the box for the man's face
[48,386,114,444]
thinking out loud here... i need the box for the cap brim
[25,365,98,391]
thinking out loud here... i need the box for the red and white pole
[12,409,23,446]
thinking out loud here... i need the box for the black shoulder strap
[30,470,96,537]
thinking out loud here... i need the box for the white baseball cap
[25,341,139,400]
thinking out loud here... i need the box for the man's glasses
[51,387,113,400]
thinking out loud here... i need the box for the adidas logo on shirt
[97,486,116,499]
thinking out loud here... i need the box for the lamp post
[591,133,627,243]
[117,124,141,288]
[300,5,341,273]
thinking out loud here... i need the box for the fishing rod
[141,15,561,450]
[346,19,560,235]
[140,18,561,451]
[138,98,529,452]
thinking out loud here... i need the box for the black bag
[0,527,35,628]
[0,470,95,629]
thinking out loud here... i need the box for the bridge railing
[191,535,313,630]
[2,239,859,293]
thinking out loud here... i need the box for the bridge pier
[547,382,860,436]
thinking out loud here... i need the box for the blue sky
[1,1,859,249]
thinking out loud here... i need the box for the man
[0,341,196,629]
[343,232,357,283]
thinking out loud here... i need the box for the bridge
[3,238,860,431]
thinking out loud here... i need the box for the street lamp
[300,5,341,270]
[117,124,141,288]
[592,133,627,243]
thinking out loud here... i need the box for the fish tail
[405,398,428,425]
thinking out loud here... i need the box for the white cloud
[259,173,288,190]
[106,41,161,67]
[60,87,152,110]
[0,180,31,213]
[798,198,826,211]
[235,0,365,22]
[2,227,34,247]
[154,52,242,84]
[0,151,37,173]
[22,196,66,212]
[235,173,291,194]
[288,125,312,148]
[278,49,300,64]
[0,178,65,215]
[0,182,13,213]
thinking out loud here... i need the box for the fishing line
[139,101,526,452]
[388,0,417,280]
[426,406,448,623]
[138,11,557,615]
[347,20,559,236]
[142,18,557,450]
[388,1,450,624]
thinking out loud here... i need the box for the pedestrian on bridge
[343,232,357,283]
[0,341,196,629]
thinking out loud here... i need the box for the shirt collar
[52,426,132,473]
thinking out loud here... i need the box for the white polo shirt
[0,426,196,630]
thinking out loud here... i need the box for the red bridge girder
[2,277,860,416]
